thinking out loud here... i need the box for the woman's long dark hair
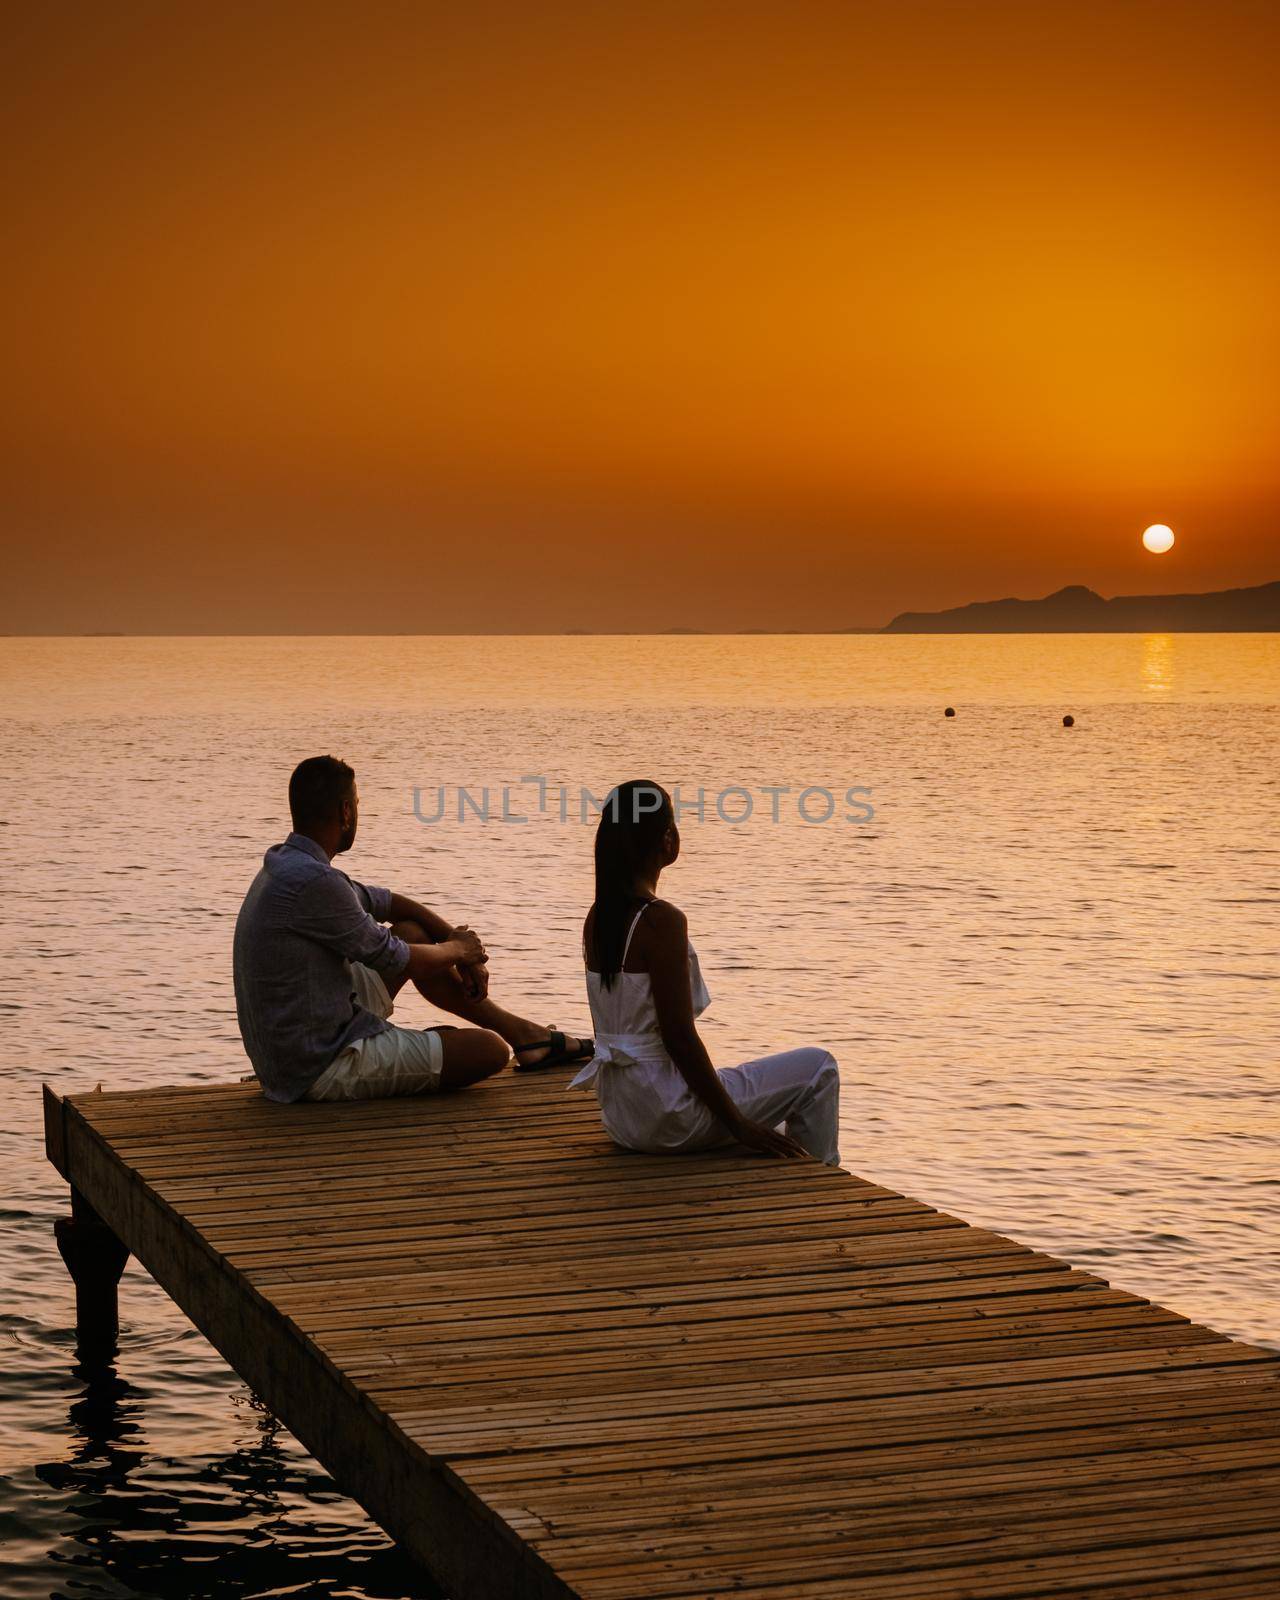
[590,780,674,988]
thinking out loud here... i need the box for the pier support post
[55,1187,130,1352]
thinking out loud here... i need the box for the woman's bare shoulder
[641,898,687,935]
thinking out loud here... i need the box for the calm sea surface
[2,633,1278,1597]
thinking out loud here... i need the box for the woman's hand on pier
[730,1116,809,1160]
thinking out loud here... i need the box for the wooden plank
[216,1212,974,1273]
[248,1226,1052,1292]
[629,1531,1280,1600]
[278,1269,1099,1336]
[534,1477,1280,1570]
[358,1329,1235,1412]
[447,1408,1280,1492]
[166,1172,889,1227]
[368,1340,1272,1417]
[409,1371,1280,1458]
[311,1275,1139,1330]
[338,1311,1213,1385]
[296,1270,1110,1337]
[452,1421,1280,1530]
[193,1194,939,1249]
[486,1443,1280,1543]
[557,1521,1280,1600]
[153,1156,864,1205]
[491,1448,1280,1539]
[389,1345,1277,1431]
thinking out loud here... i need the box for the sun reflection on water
[1141,632,1176,695]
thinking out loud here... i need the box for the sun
[1142,523,1175,554]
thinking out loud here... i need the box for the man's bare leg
[436,1027,512,1090]
[387,919,587,1067]
[377,921,512,1088]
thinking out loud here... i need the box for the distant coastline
[881,579,1280,634]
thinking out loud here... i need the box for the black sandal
[512,1029,594,1072]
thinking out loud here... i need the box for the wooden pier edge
[42,1084,575,1600]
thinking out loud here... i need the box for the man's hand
[448,925,487,966]
[460,961,490,1001]
[404,925,488,985]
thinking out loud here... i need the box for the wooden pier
[44,1070,1280,1599]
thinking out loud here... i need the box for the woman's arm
[645,902,805,1159]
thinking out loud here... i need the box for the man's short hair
[289,756,355,829]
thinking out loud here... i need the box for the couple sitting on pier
[233,756,840,1165]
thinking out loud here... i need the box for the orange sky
[3,1,1277,632]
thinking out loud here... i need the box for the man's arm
[295,874,484,980]
[383,891,489,998]
[403,926,486,981]
[295,873,412,976]
[384,893,456,944]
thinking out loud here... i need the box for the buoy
[944,706,956,718]
[1062,714,1075,727]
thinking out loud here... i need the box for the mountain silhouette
[883,580,1280,633]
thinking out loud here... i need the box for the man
[233,755,592,1103]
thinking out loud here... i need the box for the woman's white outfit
[570,903,841,1165]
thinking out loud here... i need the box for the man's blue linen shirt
[233,832,411,1102]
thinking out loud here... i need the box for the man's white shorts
[304,962,445,1101]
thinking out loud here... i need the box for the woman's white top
[569,901,713,1149]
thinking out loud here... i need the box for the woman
[571,780,841,1164]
